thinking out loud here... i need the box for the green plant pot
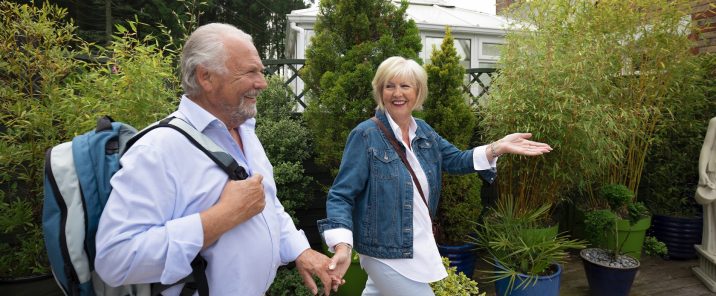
[595,216,651,259]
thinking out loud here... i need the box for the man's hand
[295,248,341,295]
[200,174,265,248]
[217,174,266,224]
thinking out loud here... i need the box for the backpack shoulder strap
[125,116,250,296]
[126,116,248,181]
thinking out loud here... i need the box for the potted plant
[473,197,585,296]
[581,184,667,296]
[430,257,486,296]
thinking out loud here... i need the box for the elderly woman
[318,56,552,295]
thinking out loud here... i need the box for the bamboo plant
[479,0,700,214]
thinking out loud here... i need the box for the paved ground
[473,252,716,296]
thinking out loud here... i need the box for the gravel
[580,248,640,269]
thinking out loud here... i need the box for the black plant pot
[580,248,640,296]
[650,214,702,260]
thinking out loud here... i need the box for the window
[481,42,502,58]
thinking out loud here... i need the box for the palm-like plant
[473,197,585,293]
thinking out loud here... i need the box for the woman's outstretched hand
[494,133,552,157]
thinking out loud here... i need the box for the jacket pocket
[369,148,400,179]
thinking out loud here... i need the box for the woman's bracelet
[335,242,353,253]
[490,141,502,158]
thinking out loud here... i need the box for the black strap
[95,115,114,132]
[126,116,251,296]
[188,256,209,296]
[371,117,431,215]
[126,117,248,181]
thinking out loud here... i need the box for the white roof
[288,0,507,35]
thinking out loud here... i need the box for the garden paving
[474,251,716,296]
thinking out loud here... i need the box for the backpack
[42,116,248,296]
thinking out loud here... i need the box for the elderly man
[95,23,339,295]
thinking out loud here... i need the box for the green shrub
[266,267,315,296]
[640,54,716,216]
[256,76,315,222]
[422,28,482,245]
[479,0,700,213]
[643,236,668,257]
[430,257,485,296]
[599,184,633,213]
[0,2,81,277]
[0,2,179,277]
[301,0,421,176]
[584,209,618,245]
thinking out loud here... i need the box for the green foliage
[421,28,482,245]
[256,76,315,222]
[599,184,633,212]
[52,0,304,59]
[584,210,618,246]
[640,54,716,216]
[0,2,179,277]
[0,1,81,277]
[479,0,700,213]
[423,28,474,147]
[203,0,306,59]
[437,175,482,244]
[643,236,668,257]
[301,0,421,175]
[61,22,180,133]
[473,197,585,294]
[430,257,485,296]
[584,184,658,258]
[266,266,315,296]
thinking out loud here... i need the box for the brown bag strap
[370,117,431,214]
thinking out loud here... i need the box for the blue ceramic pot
[493,262,562,296]
[437,243,478,278]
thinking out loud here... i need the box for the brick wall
[692,0,716,54]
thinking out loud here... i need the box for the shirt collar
[176,95,256,132]
[385,111,417,142]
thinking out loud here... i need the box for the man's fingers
[248,173,263,183]
[319,272,333,296]
[298,269,318,295]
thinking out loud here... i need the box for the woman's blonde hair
[371,56,428,111]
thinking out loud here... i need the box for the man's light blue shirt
[95,95,310,295]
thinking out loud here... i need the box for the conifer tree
[301,0,422,174]
[423,28,482,245]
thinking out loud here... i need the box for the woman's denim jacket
[317,110,496,259]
